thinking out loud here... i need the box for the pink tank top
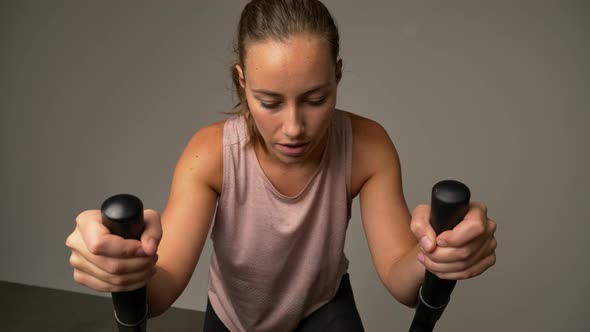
[208,110,353,332]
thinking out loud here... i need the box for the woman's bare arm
[147,121,224,316]
[351,113,425,307]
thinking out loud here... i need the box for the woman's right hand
[65,209,162,293]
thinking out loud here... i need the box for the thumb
[411,204,437,253]
[139,209,163,256]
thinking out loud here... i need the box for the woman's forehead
[243,34,335,93]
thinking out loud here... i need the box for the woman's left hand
[410,202,497,280]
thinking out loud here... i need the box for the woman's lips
[277,143,309,156]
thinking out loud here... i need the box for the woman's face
[236,33,341,167]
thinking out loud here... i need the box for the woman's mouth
[277,142,309,156]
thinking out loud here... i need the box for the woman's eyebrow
[252,89,281,97]
[252,83,330,98]
[301,83,330,96]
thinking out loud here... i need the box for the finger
[428,224,497,263]
[420,236,497,272]
[75,243,158,275]
[73,268,155,293]
[79,262,155,290]
[436,202,488,248]
[70,252,157,287]
[65,226,83,250]
[410,204,437,253]
[89,234,145,258]
[430,252,496,281]
[425,238,485,264]
[140,209,162,256]
[69,226,156,275]
[76,210,144,258]
[73,268,115,292]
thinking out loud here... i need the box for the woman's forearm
[146,265,181,318]
[385,244,426,308]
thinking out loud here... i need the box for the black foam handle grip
[101,194,147,332]
[409,180,470,332]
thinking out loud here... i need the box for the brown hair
[229,0,341,147]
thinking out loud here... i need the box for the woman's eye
[308,98,326,106]
[261,102,281,109]
[259,97,325,109]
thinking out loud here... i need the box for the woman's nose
[282,106,305,139]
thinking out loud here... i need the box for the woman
[66,1,497,331]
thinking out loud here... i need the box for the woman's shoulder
[193,119,226,141]
[339,110,391,144]
[176,119,227,193]
[341,110,399,196]
[186,119,226,154]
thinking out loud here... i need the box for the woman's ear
[335,59,343,84]
[235,64,245,89]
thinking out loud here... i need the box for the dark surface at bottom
[0,280,204,332]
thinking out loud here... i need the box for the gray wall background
[1,0,588,331]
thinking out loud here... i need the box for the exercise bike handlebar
[409,180,471,332]
[101,194,148,332]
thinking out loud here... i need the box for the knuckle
[69,253,78,267]
[475,219,487,235]
[75,213,84,226]
[75,210,92,226]
[65,233,75,248]
[109,275,126,287]
[105,260,125,275]
[480,202,488,216]
[458,248,471,260]
[73,269,85,284]
[145,210,163,238]
[473,220,486,236]
[121,246,136,257]
[473,201,487,216]
[146,209,162,226]
[146,209,161,219]
[458,260,470,271]
[461,270,475,280]
[65,229,83,249]
[86,240,102,255]
[491,237,498,251]
[489,253,497,266]
[488,219,497,233]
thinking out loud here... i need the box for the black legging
[203,273,365,331]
